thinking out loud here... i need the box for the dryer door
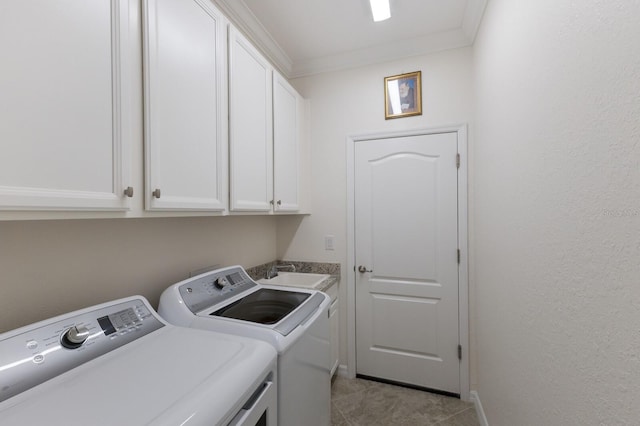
[228,376,277,426]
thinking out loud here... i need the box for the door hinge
[458,344,462,360]
[456,153,460,169]
[457,249,461,264]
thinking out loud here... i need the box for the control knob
[61,325,90,349]
[215,276,230,289]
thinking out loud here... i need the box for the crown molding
[213,0,487,79]
[461,0,488,41]
[211,0,293,76]
[289,29,471,78]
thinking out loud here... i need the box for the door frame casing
[346,124,469,400]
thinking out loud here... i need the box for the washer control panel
[178,266,257,314]
[0,297,164,403]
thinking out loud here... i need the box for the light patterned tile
[387,385,474,424]
[331,401,351,426]
[434,407,480,426]
[333,382,403,425]
[331,375,376,401]
[331,377,479,426]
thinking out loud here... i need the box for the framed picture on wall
[384,71,422,119]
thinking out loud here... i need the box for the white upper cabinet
[273,72,302,212]
[1,2,309,219]
[229,26,307,214]
[228,26,273,212]
[0,0,134,211]
[143,0,227,211]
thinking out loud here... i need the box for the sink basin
[258,272,330,289]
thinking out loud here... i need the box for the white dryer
[158,265,331,426]
[0,296,277,426]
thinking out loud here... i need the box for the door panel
[273,72,300,212]
[371,294,440,357]
[355,132,459,394]
[370,152,439,280]
[143,0,226,210]
[229,26,273,211]
[0,0,132,210]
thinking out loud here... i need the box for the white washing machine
[0,296,277,426]
[158,265,331,426]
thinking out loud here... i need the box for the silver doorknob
[152,189,161,199]
[123,186,134,198]
[358,265,372,273]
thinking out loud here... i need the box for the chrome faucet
[265,263,296,279]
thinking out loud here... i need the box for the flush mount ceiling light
[370,0,391,22]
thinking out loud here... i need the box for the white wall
[280,47,475,381]
[0,216,277,332]
[473,0,640,424]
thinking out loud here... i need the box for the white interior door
[354,132,460,394]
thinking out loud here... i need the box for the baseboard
[336,364,350,378]
[470,390,489,426]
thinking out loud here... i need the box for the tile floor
[331,376,479,426]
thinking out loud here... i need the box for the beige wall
[0,216,277,332]
[281,47,475,382]
[473,0,640,424]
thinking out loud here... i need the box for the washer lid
[0,326,276,425]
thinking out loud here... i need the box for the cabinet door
[229,26,273,212]
[0,0,133,211]
[143,0,227,211]
[272,72,301,212]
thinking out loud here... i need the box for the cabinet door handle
[358,265,372,273]
[123,187,134,198]
[152,189,161,199]
[277,200,282,206]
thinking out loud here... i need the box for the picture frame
[384,71,422,119]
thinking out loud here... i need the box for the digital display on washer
[98,308,140,335]
[97,316,116,335]
[211,289,311,325]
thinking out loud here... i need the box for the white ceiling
[213,0,487,78]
